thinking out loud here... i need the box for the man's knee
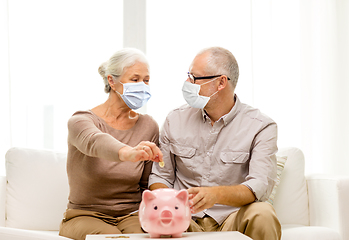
[239,202,280,227]
[236,202,281,240]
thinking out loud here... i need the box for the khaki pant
[59,209,144,240]
[187,202,282,240]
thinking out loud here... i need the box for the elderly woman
[59,48,162,240]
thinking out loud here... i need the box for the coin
[159,161,165,168]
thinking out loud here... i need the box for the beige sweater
[66,110,159,217]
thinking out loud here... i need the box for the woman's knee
[59,216,121,240]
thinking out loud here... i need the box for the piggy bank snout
[161,209,172,218]
[160,210,173,225]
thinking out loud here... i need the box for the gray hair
[197,47,239,89]
[98,48,149,93]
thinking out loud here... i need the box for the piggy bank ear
[142,190,156,205]
[176,189,189,204]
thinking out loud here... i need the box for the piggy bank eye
[175,205,179,210]
[154,206,158,210]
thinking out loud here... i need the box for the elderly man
[149,47,281,240]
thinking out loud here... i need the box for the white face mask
[181,78,219,109]
[115,82,151,110]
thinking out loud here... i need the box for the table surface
[86,231,252,240]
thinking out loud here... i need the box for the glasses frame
[187,72,230,84]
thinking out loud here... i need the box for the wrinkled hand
[187,187,218,214]
[119,141,163,163]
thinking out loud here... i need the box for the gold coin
[159,161,165,168]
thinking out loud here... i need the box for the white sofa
[0,147,348,240]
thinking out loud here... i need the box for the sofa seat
[0,227,68,240]
[281,224,341,240]
[0,147,348,240]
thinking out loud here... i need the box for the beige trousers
[59,209,144,240]
[187,202,282,240]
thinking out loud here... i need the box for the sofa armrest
[307,174,349,240]
[0,176,6,227]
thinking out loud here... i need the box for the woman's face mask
[181,77,219,109]
[115,81,151,110]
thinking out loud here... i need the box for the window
[8,0,123,153]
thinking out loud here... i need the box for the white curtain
[251,0,349,175]
[299,0,349,175]
[0,0,11,175]
[1,0,349,176]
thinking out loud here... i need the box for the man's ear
[218,75,229,91]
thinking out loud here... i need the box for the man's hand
[119,141,163,162]
[187,187,218,214]
[188,185,256,214]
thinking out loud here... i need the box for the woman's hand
[119,141,163,162]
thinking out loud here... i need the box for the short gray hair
[98,48,149,93]
[197,47,239,89]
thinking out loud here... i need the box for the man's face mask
[181,77,219,109]
[115,82,151,110]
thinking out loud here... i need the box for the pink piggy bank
[139,188,191,238]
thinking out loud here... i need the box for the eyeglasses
[187,72,230,84]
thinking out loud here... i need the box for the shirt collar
[201,94,241,126]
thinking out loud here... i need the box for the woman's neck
[91,93,139,130]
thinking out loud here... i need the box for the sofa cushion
[267,156,287,205]
[0,176,6,226]
[274,148,309,225]
[281,224,341,240]
[5,147,69,230]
